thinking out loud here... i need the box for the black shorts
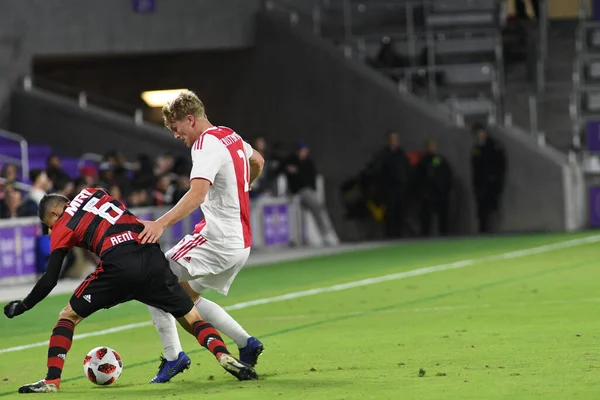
[70,244,194,319]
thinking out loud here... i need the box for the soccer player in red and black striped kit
[3,188,257,394]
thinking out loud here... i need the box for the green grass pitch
[1,232,600,399]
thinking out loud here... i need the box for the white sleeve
[189,135,225,183]
[243,140,254,159]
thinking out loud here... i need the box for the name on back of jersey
[65,189,94,216]
[220,132,243,147]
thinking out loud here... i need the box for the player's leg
[176,280,251,347]
[148,237,261,382]
[146,278,259,383]
[145,238,196,383]
[175,305,257,381]
[147,306,184,361]
[179,242,263,365]
[146,235,196,366]
[18,303,84,393]
[18,266,126,394]
[146,305,190,383]
[137,247,257,381]
[181,280,264,367]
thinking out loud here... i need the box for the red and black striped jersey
[50,188,144,258]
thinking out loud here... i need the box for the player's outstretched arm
[4,248,68,318]
[249,150,265,187]
[138,179,210,244]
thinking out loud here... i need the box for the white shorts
[164,233,250,295]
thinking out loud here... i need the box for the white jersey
[189,126,252,249]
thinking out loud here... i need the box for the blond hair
[162,90,207,129]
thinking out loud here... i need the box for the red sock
[45,319,75,386]
[193,321,230,360]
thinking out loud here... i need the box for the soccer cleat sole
[219,354,258,381]
[18,382,59,393]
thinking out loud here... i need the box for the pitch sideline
[1,234,599,355]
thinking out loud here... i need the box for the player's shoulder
[193,126,239,151]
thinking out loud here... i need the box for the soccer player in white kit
[138,90,265,383]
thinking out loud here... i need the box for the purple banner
[171,221,184,241]
[190,209,203,226]
[136,212,152,221]
[263,204,290,246]
[587,121,600,151]
[0,223,37,279]
[590,187,600,227]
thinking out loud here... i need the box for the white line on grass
[0,322,151,354]
[254,297,600,321]
[1,234,598,355]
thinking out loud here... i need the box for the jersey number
[83,198,124,225]
[237,149,250,192]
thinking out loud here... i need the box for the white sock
[148,305,183,361]
[196,298,251,348]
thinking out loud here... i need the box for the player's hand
[137,220,166,244]
[4,300,27,319]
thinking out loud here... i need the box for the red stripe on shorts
[173,237,207,262]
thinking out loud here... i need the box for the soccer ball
[83,346,123,385]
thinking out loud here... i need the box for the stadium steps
[503,21,577,152]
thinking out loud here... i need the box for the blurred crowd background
[1,122,506,239]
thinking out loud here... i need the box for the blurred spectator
[73,177,88,199]
[128,188,150,207]
[0,184,36,219]
[414,139,452,236]
[471,123,506,233]
[54,178,75,199]
[80,166,99,187]
[132,154,156,190]
[173,176,190,204]
[152,174,175,206]
[377,131,411,238]
[173,155,192,177]
[250,137,276,198]
[27,169,52,205]
[284,142,338,246]
[369,36,410,69]
[270,141,287,170]
[46,154,70,184]
[108,184,125,206]
[0,164,18,196]
[99,164,115,188]
[102,150,130,195]
[103,150,120,167]
[155,152,178,181]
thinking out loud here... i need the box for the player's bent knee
[180,281,200,303]
[59,304,84,326]
[177,307,202,335]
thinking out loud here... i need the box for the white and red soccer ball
[83,346,123,386]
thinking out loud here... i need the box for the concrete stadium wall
[232,11,576,234]
[0,0,261,129]
[489,125,573,232]
[10,88,187,159]
[0,0,261,55]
